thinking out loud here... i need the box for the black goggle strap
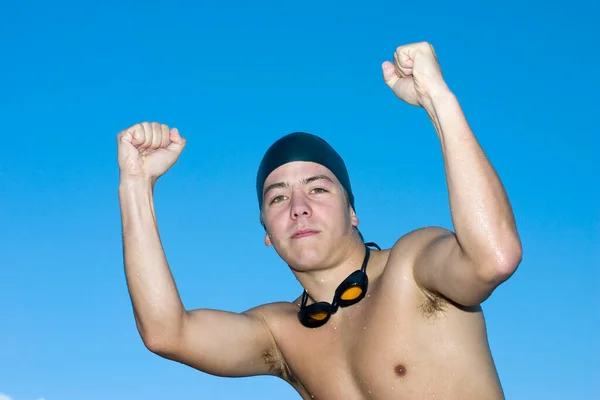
[300,289,309,308]
[360,242,380,272]
[365,241,381,250]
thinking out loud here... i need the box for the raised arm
[382,43,522,306]
[117,122,282,378]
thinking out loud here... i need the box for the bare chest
[273,277,502,399]
[276,282,428,398]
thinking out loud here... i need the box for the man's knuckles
[396,42,435,58]
[119,122,172,151]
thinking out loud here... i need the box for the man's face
[260,161,359,271]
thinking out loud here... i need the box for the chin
[286,245,330,272]
[271,233,337,270]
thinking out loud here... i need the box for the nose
[290,193,312,220]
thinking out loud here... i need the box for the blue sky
[1,0,598,399]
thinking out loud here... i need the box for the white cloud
[0,392,46,400]
[0,394,46,400]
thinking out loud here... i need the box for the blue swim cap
[256,132,355,211]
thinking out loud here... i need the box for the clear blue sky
[1,0,598,399]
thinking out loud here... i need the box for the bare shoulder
[381,226,468,315]
[244,298,300,324]
[244,297,304,343]
[386,226,453,267]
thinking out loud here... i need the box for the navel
[394,364,407,377]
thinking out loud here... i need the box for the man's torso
[260,231,505,399]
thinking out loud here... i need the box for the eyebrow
[263,174,334,199]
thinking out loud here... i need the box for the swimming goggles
[297,242,381,328]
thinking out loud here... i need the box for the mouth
[292,229,319,239]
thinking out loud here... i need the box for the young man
[117,42,522,399]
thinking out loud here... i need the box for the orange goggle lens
[309,311,329,321]
[340,286,363,301]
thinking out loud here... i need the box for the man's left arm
[383,43,523,306]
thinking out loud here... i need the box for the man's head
[256,132,361,270]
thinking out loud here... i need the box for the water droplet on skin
[364,326,367,330]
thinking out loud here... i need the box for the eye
[270,195,286,204]
[311,187,328,194]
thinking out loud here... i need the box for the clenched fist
[117,122,186,183]
[382,42,449,108]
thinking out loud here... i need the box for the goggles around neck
[297,242,381,328]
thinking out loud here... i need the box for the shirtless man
[117,42,522,399]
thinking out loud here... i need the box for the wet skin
[254,232,505,400]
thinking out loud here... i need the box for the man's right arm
[119,179,282,378]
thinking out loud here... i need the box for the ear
[260,215,272,246]
[264,232,273,246]
[350,207,359,228]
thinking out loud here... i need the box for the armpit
[418,287,448,318]
[261,347,298,384]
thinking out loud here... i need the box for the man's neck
[293,237,370,305]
